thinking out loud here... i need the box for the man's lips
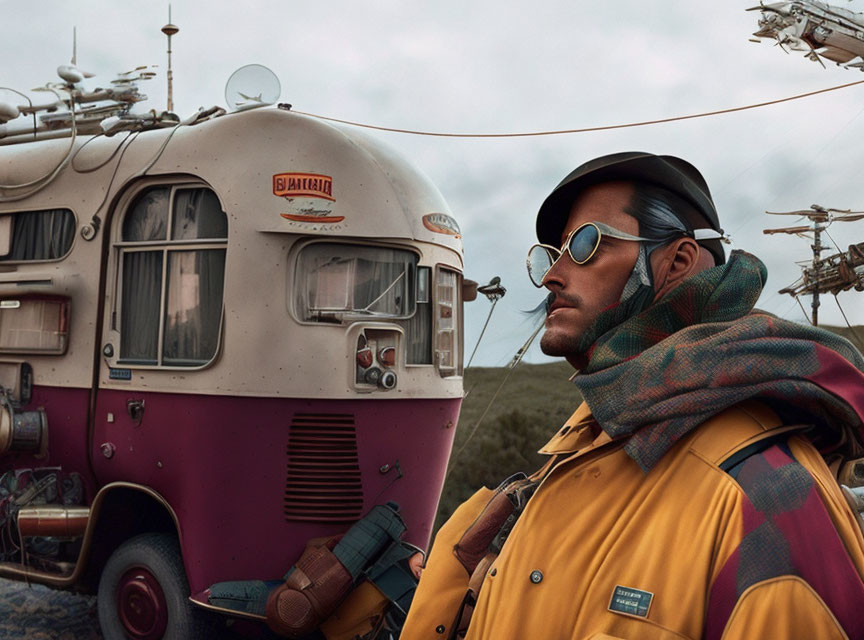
[545,292,581,318]
[547,302,576,316]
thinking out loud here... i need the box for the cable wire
[0,87,36,139]
[0,86,77,198]
[71,130,132,173]
[796,295,814,325]
[465,297,499,370]
[446,320,544,477]
[825,228,843,254]
[293,79,864,138]
[90,131,140,217]
[833,293,864,352]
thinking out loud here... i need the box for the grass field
[435,360,583,528]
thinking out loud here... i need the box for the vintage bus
[0,78,467,638]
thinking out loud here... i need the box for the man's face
[539,181,641,364]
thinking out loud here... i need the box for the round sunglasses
[526,221,652,287]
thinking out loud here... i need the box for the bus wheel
[97,533,215,640]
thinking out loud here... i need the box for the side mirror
[477,277,506,302]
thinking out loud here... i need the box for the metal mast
[161,6,179,113]
[810,218,824,325]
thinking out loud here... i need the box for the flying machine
[763,204,864,324]
[748,1,864,69]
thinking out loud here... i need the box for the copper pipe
[17,506,90,538]
[0,481,180,587]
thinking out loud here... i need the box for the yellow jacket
[401,401,864,640]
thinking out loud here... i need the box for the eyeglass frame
[526,221,655,288]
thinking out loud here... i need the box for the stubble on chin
[540,326,590,370]
[539,291,590,362]
[539,322,582,357]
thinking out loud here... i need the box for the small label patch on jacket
[608,585,653,618]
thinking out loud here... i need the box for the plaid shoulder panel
[704,443,864,640]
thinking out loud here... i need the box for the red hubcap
[116,567,169,640]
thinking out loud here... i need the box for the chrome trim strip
[187,596,267,621]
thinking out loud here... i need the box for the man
[400,152,864,639]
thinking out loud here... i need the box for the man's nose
[541,254,568,290]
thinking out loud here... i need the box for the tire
[97,532,218,640]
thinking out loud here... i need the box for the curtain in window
[352,258,410,315]
[3,210,75,261]
[117,186,228,367]
[436,270,459,373]
[122,188,169,241]
[405,302,432,364]
[299,247,415,319]
[120,251,162,363]
[172,189,228,240]
[162,249,226,365]
[0,299,65,352]
[309,258,353,312]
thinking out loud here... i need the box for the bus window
[405,266,432,364]
[435,268,461,377]
[0,297,69,354]
[295,244,417,323]
[0,209,75,262]
[116,186,227,367]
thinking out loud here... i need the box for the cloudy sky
[4,0,864,366]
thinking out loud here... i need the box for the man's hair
[624,182,724,265]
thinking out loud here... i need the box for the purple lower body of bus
[8,386,461,594]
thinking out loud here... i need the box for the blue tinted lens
[569,224,600,263]
[527,245,556,286]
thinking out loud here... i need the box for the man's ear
[651,237,701,299]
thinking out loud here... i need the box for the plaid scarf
[572,250,864,472]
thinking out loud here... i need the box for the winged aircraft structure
[749,1,864,69]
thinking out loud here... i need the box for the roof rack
[0,64,183,146]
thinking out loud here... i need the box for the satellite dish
[224,64,281,112]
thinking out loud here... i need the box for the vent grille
[284,413,363,522]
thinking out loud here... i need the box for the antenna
[71,26,77,65]
[161,5,179,113]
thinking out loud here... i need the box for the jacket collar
[538,402,612,455]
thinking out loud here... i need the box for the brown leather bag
[266,538,354,638]
[448,469,552,639]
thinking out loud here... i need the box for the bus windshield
[295,244,417,322]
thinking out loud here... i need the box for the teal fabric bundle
[572,251,864,471]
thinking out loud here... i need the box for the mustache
[547,291,581,311]
[523,291,581,319]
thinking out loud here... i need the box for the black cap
[536,152,725,264]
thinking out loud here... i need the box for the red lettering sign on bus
[272,173,335,201]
